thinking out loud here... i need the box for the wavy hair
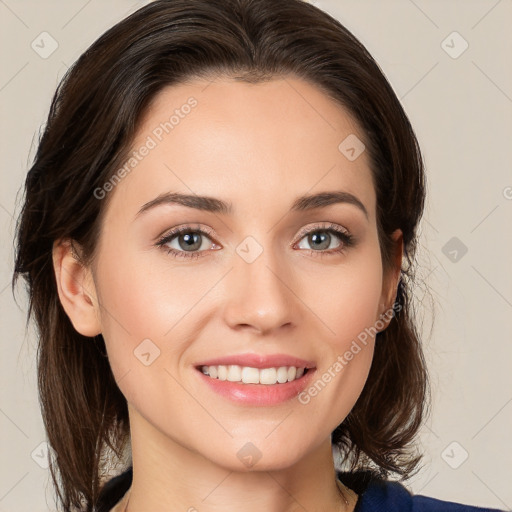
[13,0,430,510]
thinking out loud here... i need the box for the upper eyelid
[295,223,350,239]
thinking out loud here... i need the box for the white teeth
[241,366,259,384]
[276,367,288,383]
[217,365,227,381]
[200,364,308,385]
[227,365,241,382]
[208,365,218,379]
[259,367,277,385]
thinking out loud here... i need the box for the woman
[12,0,505,511]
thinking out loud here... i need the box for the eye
[293,223,355,257]
[156,225,219,260]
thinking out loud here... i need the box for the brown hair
[13,0,429,510]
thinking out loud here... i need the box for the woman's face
[88,75,400,470]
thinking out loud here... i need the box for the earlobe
[52,239,102,337]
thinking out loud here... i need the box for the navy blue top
[95,466,506,511]
[338,470,505,512]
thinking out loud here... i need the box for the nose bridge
[222,236,297,333]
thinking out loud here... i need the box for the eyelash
[155,223,355,260]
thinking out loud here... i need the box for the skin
[53,75,402,512]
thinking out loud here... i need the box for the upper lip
[195,353,316,370]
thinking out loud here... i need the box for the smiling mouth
[195,364,312,385]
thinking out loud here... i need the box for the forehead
[106,75,376,222]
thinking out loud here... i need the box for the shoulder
[337,470,505,512]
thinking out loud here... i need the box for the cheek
[93,241,226,403]
[92,245,183,376]
[93,250,193,418]
[303,243,383,398]
[306,246,383,346]
[94,234,210,336]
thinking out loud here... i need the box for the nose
[222,246,299,335]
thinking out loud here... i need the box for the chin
[200,440,308,473]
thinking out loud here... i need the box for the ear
[377,229,403,331]
[52,239,102,337]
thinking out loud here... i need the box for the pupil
[310,231,329,250]
[180,233,201,251]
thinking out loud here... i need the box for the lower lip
[195,367,316,406]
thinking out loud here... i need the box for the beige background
[1,0,511,510]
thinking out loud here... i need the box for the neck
[123,406,356,512]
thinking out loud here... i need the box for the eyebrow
[136,190,368,219]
